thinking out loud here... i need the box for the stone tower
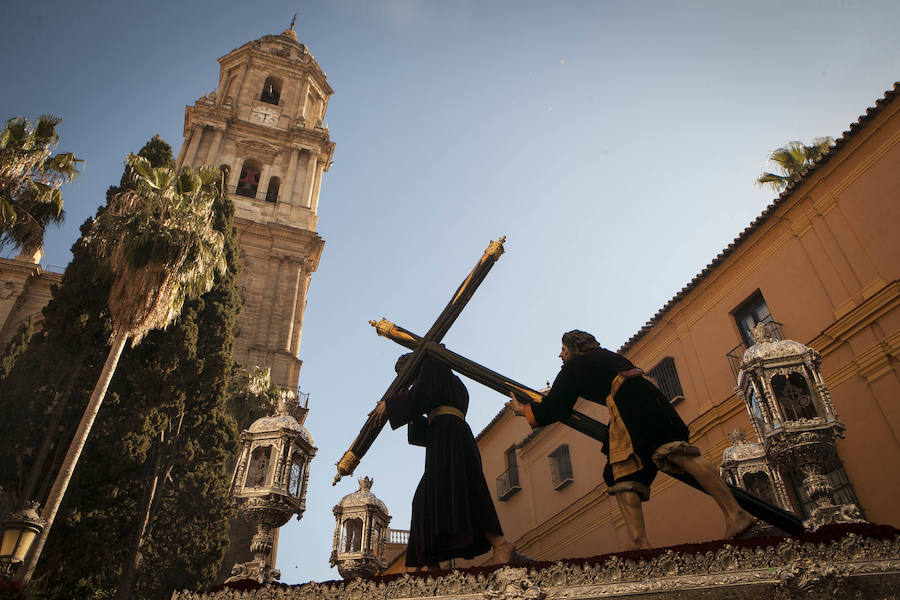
[174,23,333,577]
[175,21,334,391]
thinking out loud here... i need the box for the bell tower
[175,21,334,391]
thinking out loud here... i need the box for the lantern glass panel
[342,517,363,552]
[373,522,383,555]
[748,385,766,430]
[246,445,272,488]
[742,471,775,505]
[0,528,20,560]
[771,372,817,421]
[289,454,306,497]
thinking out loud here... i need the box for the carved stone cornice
[173,526,900,600]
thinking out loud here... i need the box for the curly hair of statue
[562,330,601,353]
[394,352,415,374]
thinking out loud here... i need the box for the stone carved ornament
[172,530,900,600]
[0,279,19,299]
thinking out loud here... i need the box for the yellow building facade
[469,82,900,565]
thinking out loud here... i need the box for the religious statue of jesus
[371,354,516,568]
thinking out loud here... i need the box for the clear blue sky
[2,0,898,586]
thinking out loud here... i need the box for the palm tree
[756,137,833,193]
[19,154,226,583]
[0,115,80,253]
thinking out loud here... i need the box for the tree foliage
[0,317,34,381]
[0,115,81,253]
[756,137,834,192]
[0,137,255,599]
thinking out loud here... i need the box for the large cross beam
[368,318,805,535]
[332,237,507,485]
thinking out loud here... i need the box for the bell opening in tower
[237,159,262,198]
[261,76,282,105]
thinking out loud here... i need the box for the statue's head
[394,352,414,374]
[561,330,601,354]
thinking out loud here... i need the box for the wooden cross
[332,236,507,485]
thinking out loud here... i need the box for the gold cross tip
[369,318,394,337]
[484,235,507,260]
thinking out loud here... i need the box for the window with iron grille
[549,444,573,490]
[733,290,777,348]
[496,445,521,501]
[785,457,863,519]
[647,356,684,404]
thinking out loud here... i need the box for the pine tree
[0,317,34,381]
[0,137,256,599]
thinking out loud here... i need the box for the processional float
[334,237,804,535]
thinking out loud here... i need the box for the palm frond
[93,155,226,344]
[756,172,790,192]
[758,136,835,193]
[0,115,80,251]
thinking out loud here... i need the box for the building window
[496,445,521,501]
[733,290,778,348]
[237,159,262,198]
[549,444,573,490]
[727,291,784,378]
[647,356,684,404]
[265,176,280,203]
[260,76,282,105]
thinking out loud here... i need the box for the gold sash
[607,374,643,480]
[428,405,465,424]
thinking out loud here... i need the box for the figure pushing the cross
[504,330,756,550]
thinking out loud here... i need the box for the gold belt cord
[607,374,643,480]
[428,405,466,423]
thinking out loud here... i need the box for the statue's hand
[368,399,387,421]
[505,392,526,417]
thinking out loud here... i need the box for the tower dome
[336,476,388,514]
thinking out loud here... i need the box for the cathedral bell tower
[176,21,334,392]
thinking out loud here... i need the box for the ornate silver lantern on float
[330,476,391,579]
[729,321,864,530]
[226,390,317,583]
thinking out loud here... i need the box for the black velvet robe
[385,356,503,566]
[529,348,690,487]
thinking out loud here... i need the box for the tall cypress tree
[0,137,252,599]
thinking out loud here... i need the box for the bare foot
[725,510,756,539]
[623,541,653,551]
[491,539,515,565]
